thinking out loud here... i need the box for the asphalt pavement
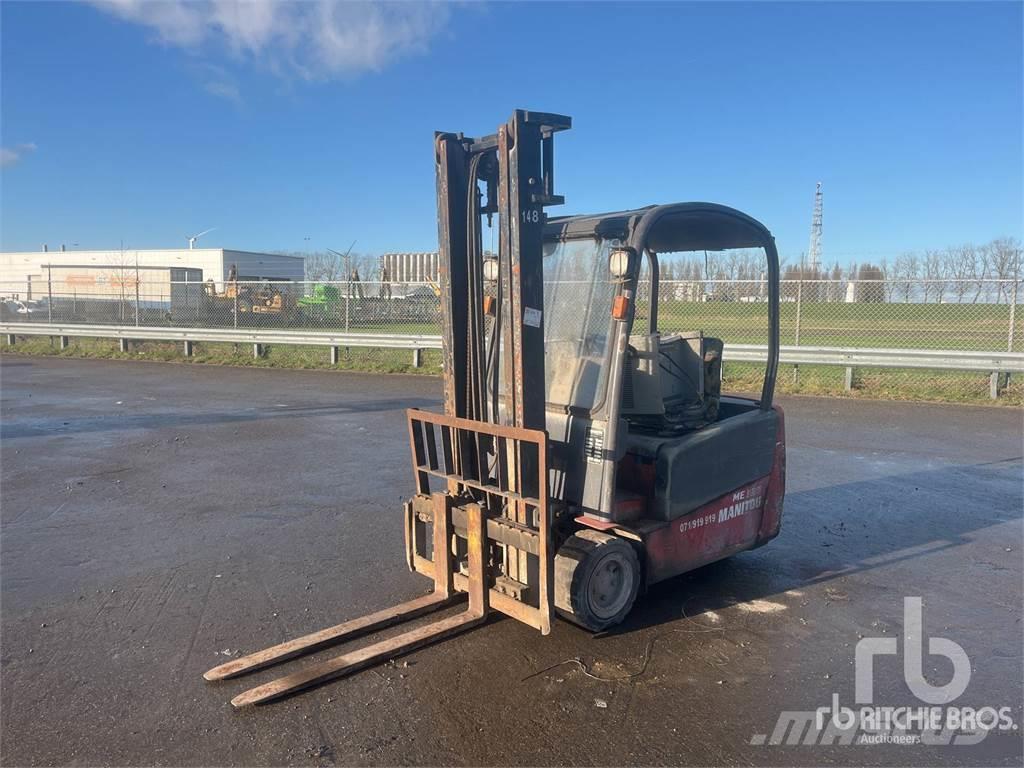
[1,355,1021,766]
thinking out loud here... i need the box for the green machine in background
[297,283,343,318]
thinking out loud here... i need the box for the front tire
[554,530,641,631]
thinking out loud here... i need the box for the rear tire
[554,529,641,631]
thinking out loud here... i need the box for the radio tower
[807,181,823,273]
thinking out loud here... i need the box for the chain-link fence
[2,277,1021,403]
[0,279,442,332]
[639,278,1022,402]
[639,278,1022,351]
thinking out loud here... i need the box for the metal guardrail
[1,323,442,367]
[726,343,1024,399]
[728,343,1024,372]
[3,323,1022,397]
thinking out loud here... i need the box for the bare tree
[983,237,1022,303]
[701,250,722,282]
[922,249,946,303]
[828,262,842,302]
[857,263,885,302]
[893,251,920,303]
[782,263,807,301]
[105,244,139,323]
[723,250,743,281]
[724,250,761,297]
[879,257,897,302]
[354,253,379,283]
[943,245,978,303]
[687,259,705,301]
[302,251,347,282]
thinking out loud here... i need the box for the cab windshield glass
[543,238,617,411]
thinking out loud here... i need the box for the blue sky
[1,1,1021,265]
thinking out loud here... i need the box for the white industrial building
[0,248,305,296]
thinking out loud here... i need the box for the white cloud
[92,0,450,79]
[193,62,243,104]
[0,143,37,168]
[204,78,242,104]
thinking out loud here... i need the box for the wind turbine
[327,240,358,332]
[187,227,217,250]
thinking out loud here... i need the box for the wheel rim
[586,550,635,620]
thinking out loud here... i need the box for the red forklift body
[584,404,786,586]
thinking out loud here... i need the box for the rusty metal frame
[406,408,552,634]
[203,408,550,707]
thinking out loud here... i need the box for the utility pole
[808,182,823,273]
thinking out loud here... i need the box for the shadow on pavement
[607,459,1023,637]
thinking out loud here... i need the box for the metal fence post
[792,274,803,384]
[47,266,53,323]
[1002,279,1020,395]
[1009,279,1018,352]
[345,278,351,332]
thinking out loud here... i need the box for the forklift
[205,110,786,707]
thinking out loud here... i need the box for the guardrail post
[184,340,194,357]
[119,338,129,353]
[844,366,854,392]
[412,348,422,368]
[990,372,1001,400]
[330,346,340,365]
[60,336,69,350]
[253,343,262,359]
[6,334,15,346]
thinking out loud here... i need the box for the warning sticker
[523,307,542,327]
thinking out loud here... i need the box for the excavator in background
[202,270,297,321]
[204,109,786,707]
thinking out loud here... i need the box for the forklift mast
[434,110,571,430]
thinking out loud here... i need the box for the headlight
[609,248,632,278]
